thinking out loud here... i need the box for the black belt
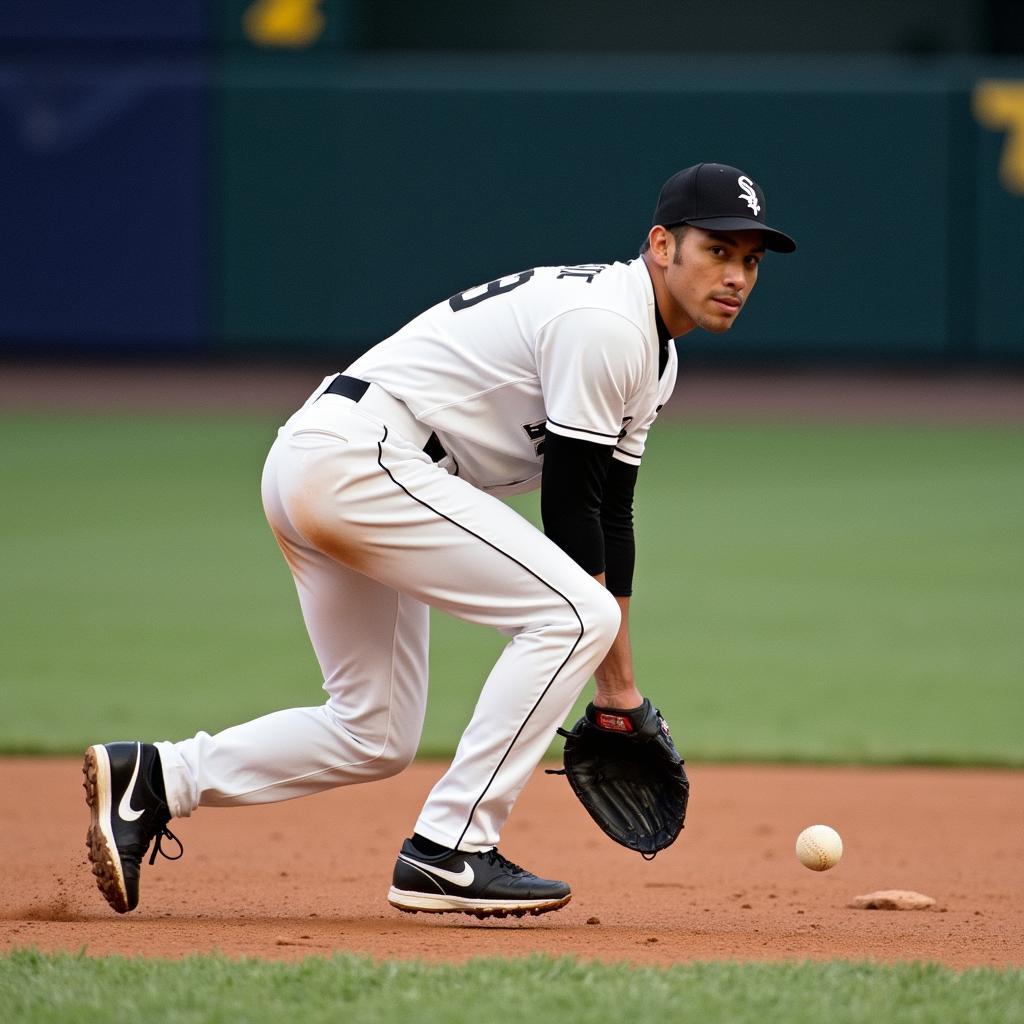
[323,375,446,463]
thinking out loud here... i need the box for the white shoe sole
[387,885,571,919]
[83,744,131,913]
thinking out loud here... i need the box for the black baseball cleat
[82,742,183,914]
[387,838,571,919]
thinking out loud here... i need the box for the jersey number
[449,270,535,311]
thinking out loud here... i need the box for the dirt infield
[1,361,1023,422]
[2,759,1022,968]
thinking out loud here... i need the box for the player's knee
[320,703,419,780]
[370,739,417,779]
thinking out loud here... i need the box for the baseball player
[83,163,796,919]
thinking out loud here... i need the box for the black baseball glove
[548,698,689,857]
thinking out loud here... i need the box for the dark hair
[639,223,689,255]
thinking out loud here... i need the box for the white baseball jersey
[156,254,676,868]
[346,257,678,495]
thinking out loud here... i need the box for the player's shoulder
[536,258,651,333]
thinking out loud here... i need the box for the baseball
[795,824,843,871]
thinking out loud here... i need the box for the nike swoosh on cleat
[398,853,475,887]
[117,743,145,823]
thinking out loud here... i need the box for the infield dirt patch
[2,759,1021,968]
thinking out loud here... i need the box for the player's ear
[646,226,672,267]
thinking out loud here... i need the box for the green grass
[1,413,1021,763]
[3,950,1023,1024]
[632,423,1024,764]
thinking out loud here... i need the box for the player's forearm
[592,586,643,709]
[599,459,638,597]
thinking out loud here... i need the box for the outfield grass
[1,413,1021,763]
[3,950,1023,1024]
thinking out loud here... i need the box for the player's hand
[549,698,689,857]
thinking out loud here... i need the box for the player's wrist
[592,683,644,710]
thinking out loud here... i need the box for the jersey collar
[654,302,672,379]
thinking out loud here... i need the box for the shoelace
[482,848,525,874]
[147,824,184,866]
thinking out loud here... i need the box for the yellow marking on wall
[244,0,325,49]
[973,81,1024,195]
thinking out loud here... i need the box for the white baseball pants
[156,380,620,851]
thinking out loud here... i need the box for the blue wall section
[0,60,209,352]
[0,4,209,41]
[0,46,1020,361]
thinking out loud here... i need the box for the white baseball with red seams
[795,824,844,870]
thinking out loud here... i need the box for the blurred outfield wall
[1,7,1022,362]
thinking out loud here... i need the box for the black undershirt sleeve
[600,456,639,597]
[540,431,638,596]
[541,431,611,576]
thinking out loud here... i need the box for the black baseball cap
[652,163,797,253]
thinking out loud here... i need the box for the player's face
[664,227,765,335]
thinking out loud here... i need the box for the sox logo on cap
[737,176,760,215]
